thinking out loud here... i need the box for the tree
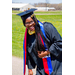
[46,0,49,10]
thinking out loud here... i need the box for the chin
[30,28,35,31]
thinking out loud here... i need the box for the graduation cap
[17,8,37,17]
[17,8,37,26]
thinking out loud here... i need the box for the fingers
[38,51,45,58]
[28,69,33,75]
[37,50,50,58]
[37,51,41,54]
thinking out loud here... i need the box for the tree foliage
[33,3,62,10]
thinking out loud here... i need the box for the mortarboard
[17,8,37,17]
[17,8,37,26]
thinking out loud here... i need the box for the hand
[37,50,50,58]
[28,69,33,75]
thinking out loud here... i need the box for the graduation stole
[23,20,53,75]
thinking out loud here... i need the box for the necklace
[28,29,35,35]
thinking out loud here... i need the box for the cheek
[25,22,36,30]
[33,22,35,26]
[26,26,29,29]
[33,22,36,26]
[33,23,36,29]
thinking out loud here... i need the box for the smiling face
[25,17,35,31]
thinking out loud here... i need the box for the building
[35,7,55,11]
[12,3,36,11]
[12,3,55,11]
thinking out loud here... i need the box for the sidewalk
[12,56,36,75]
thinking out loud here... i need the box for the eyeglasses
[25,21,34,26]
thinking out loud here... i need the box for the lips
[29,26,35,31]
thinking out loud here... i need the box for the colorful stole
[37,20,53,75]
[23,28,27,75]
[23,21,53,75]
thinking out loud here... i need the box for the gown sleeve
[26,34,36,69]
[26,51,36,69]
[43,22,62,58]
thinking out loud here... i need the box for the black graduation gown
[26,22,62,75]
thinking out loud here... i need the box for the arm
[44,22,62,58]
[26,52,33,75]
[26,51,36,75]
[27,51,36,69]
[38,50,50,58]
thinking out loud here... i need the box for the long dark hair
[22,14,50,51]
[31,15,50,51]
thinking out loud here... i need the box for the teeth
[30,26,34,28]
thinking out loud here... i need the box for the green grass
[12,10,22,13]
[12,14,25,58]
[12,11,62,58]
[34,11,62,15]
[36,15,62,36]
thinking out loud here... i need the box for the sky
[12,0,62,4]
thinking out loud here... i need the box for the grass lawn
[12,11,62,58]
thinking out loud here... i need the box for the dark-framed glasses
[25,21,34,26]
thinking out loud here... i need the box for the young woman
[17,9,62,75]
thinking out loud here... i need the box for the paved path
[12,56,36,75]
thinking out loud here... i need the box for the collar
[28,29,35,35]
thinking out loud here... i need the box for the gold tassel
[31,14,34,18]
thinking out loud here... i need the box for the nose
[29,23,33,26]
